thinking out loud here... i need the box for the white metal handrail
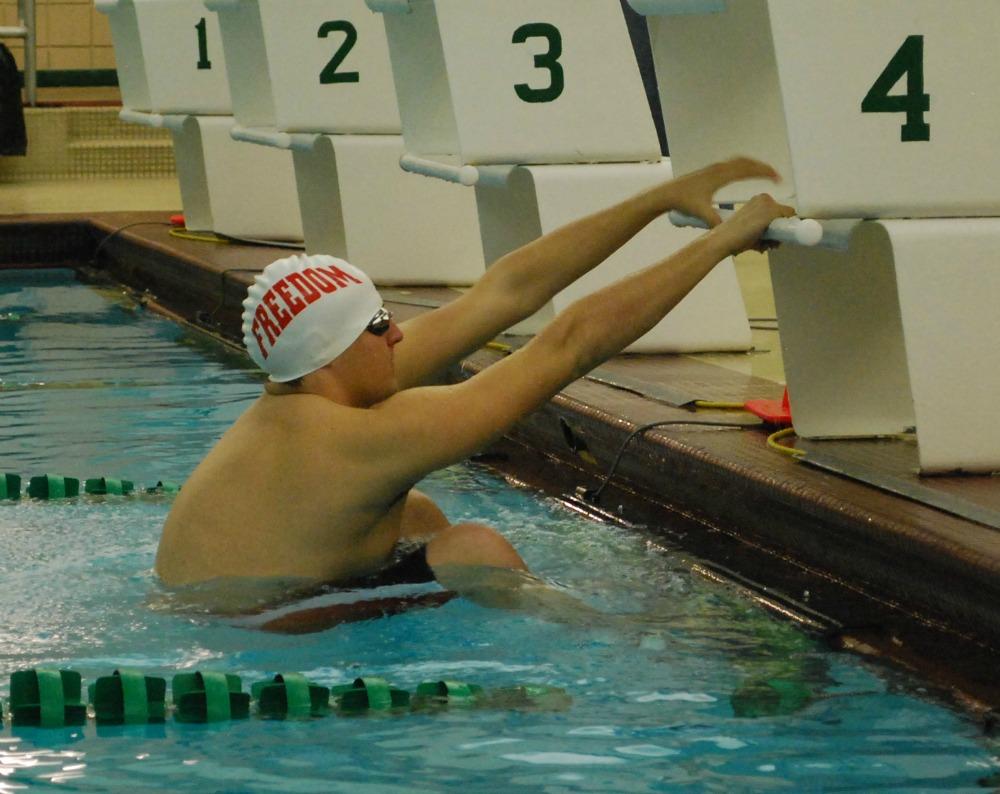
[0,0,36,106]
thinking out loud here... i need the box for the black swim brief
[345,540,436,589]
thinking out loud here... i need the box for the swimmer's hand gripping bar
[668,209,825,248]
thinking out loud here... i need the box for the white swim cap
[241,254,382,382]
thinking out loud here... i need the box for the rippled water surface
[0,269,997,792]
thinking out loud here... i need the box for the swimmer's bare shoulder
[156,393,405,585]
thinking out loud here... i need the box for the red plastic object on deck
[169,214,186,227]
[744,387,793,426]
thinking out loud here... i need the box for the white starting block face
[173,116,304,241]
[207,0,401,133]
[293,135,486,284]
[104,0,303,241]
[204,1,484,282]
[770,219,1000,473]
[369,0,662,166]
[635,0,1000,218]
[475,161,751,353]
[96,0,231,115]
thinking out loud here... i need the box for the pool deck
[3,210,999,718]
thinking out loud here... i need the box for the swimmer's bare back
[156,392,418,585]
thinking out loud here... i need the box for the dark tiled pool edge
[4,215,999,718]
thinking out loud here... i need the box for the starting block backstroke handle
[668,210,826,248]
[399,154,481,187]
[118,109,188,132]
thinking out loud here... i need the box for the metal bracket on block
[365,0,412,14]
[203,0,241,10]
[627,0,727,15]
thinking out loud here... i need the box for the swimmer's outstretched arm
[353,191,793,498]
[394,157,779,389]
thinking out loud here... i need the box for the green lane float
[730,678,814,718]
[0,473,21,499]
[331,677,410,713]
[412,680,484,709]
[172,672,251,723]
[0,471,181,500]
[10,669,87,727]
[480,684,573,711]
[4,668,571,731]
[85,478,135,496]
[146,481,181,494]
[27,475,80,500]
[89,669,166,725]
[251,673,329,718]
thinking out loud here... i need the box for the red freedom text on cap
[250,264,364,360]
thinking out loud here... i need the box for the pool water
[0,269,997,792]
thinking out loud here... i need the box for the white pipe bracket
[230,125,317,152]
[119,108,166,128]
[400,154,479,186]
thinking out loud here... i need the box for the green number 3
[512,23,564,104]
[861,35,930,142]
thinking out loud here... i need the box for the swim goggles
[366,307,393,336]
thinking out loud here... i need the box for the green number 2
[861,35,930,142]
[318,21,360,85]
[512,23,564,104]
[195,18,211,71]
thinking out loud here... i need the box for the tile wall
[1,0,114,72]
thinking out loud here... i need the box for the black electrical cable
[201,267,265,327]
[579,419,756,503]
[88,222,261,334]
[90,221,172,266]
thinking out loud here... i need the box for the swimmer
[156,158,793,614]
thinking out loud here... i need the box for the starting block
[632,0,1000,218]
[205,0,401,134]
[99,0,303,241]
[770,218,1000,473]
[95,0,230,115]
[119,111,302,241]
[210,0,485,283]
[369,0,662,168]
[370,0,750,348]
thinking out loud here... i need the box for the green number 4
[861,35,930,142]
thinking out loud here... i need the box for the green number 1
[861,35,930,142]
[512,23,564,104]
[195,18,211,71]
